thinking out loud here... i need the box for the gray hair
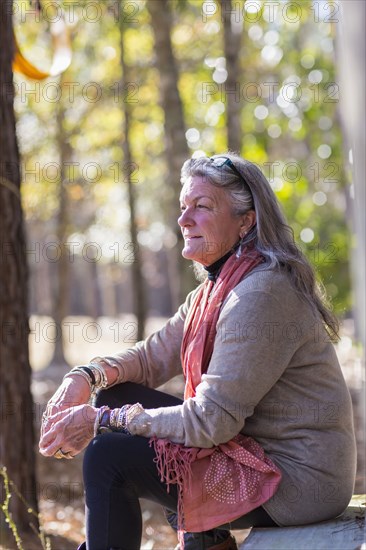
[181,153,339,340]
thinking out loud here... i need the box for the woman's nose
[178,208,193,227]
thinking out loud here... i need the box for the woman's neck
[204,248,235,282]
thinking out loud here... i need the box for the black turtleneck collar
[204,247,236,282]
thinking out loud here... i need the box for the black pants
[83,383,276,550]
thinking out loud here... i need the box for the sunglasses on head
[209,156,254,202]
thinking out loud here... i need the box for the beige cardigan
[106,268,356,526]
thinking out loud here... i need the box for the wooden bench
[239,495,365,550]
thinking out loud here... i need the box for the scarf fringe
[150,437,197,534]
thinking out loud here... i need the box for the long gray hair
[181,153,339,340]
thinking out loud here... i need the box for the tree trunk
[221,0,242,152]
[147,0,195,307]
[119,7,146,341]
[335,0,365,494]
[0,0,39,535]
[50,72,72,366]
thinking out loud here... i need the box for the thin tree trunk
[0,0,39,534]
[50,71,71,366]
[119,7,146,341]
[221,0,242,152]
[147,0,195,307]
[335,1,365,493]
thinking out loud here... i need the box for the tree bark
[147,0,195,307]
[119,6,146,341]
[0,0,39,534]
[221,0,243,152]
[50,72,72,366]
[335,0,365,493]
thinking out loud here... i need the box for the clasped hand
[39,375,98,458]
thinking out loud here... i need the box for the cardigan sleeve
[97,287,199,389]
[128,274,308,447]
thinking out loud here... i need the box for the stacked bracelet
[95,406,129,435]
[78,366,96,385]
[124,402,145,426]
[94,402,144,436]
[89,360,108,389]
[63,368,93,391]
[63,360,108,398]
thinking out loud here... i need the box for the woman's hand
[39,404,98,458]
[41,375,91,437]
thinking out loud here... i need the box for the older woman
[40,154,356,550]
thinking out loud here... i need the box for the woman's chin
[182,248,205,264]
[182,247,196,261]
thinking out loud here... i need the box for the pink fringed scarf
[151,247,282,534]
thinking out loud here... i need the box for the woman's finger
[39,430,64,456]
[39,422,60,449]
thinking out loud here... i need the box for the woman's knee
[83,433,130,488]
[94,382,139,408]
[83,432,154,481]
[83,435,111,478]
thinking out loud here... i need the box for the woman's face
[178,176,245,266]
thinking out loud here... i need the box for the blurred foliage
[13,0,351,315]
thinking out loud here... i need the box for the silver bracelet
[117,406,128,430]
[109,408,119,428]
[89,359,108,389]
[63,368,93,392]
[125,403,144,431]
[103,356,124,379]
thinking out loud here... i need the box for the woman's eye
[197,204,207,209]
[180,205,186,212]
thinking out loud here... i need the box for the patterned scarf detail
[151,246,282,536]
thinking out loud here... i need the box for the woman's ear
[239,210,256,238]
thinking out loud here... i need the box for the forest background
[0,0,365,549]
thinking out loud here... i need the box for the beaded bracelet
[124,402,144,428]
[96,406,129,435]
[94,403,144,436]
